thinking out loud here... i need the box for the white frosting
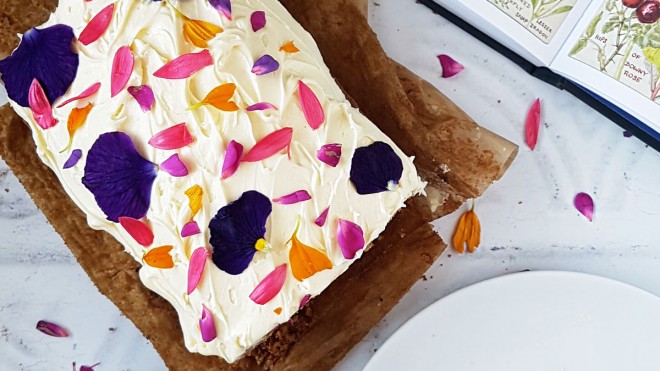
[6,0,425,362]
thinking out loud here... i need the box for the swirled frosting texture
[6,0,425,362]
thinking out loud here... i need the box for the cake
[0,0,425,363]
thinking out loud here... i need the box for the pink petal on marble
[36,320,69,337]
[272,190,311,205]
[187,247,209,294]
[148,123,194,150]
[437,54,464,78]
[298,81,324,130]
[574,192,594,222]
[199,304,217,342]
[337,219,365,259]
[249,264,287,305]
[314,206,329,227]
[160,154,188,177]
[525,98,541,150]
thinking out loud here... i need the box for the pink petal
[221,140,243,179]
[79,363,101,371]
[148,123,194,150]
[246,102,278,111]
[56,82,101,108]
[187,247,209,294]
[181,221,201,237]
[574,192,594,222]
[28,79,58,129]
[316,143,341,167]
[272,190,311,205]
[298,81,324,130]
[153,50,213,79]
[111,46,134,97]
[36,320,69,337]
[78,3,114,46]
[251,11,266,32]
[160,154,188,177]
[299,294,311,310]
[199,304,217,342]
[118,216,154,246]
[242,127,293,162]
[437,54,464,78]
[127,85,155,112]
[525,98,541,150]
[337,219,365,259]
[249,264,287,305]
[314,206,329,227]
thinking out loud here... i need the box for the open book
[420,0,660,150]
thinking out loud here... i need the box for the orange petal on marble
[185,184,203,218]
[144,245,175,269]
[279,41,300,53]
[289,218,332,281]
[452,201,481,254]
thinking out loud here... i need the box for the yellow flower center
[254,238,271,252]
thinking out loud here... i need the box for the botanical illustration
[570,0,660,103]
[489,0,577,43]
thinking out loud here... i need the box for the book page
[488,0,579,43]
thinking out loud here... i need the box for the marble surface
[1,1,659,370]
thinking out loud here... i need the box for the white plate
[364,271,660,371]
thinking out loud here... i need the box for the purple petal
[251,11,266,32]
[209,0,232,20]
[0,24,79,107]
[160,154,188,177]
[181,221,201,237]
[127,85,155,112]
[337,219,365,259]
[314,206,329,227]
[350,141,403,195]
[251,55,279,75]
[246,102,278,111]
[574,192,594,222]
[36,320,69,337]
[82,132,157,223]
[317,143,341,167]
[221,140,243,180]
[199,305,217,342]
[437,54,464,78]
[623,130,633,138]
[299,294,311,310]
[210,191,272,275]
[63,149,83,169]
[273,190,311,205]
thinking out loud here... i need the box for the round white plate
[364,271,660,371]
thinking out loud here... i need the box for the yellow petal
[144,245,175,269]
[183,18,223,48]
[289,219,332,281]
[185,184,203,218]
[279,41,300,53]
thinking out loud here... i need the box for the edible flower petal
[185,184,203,218]
[148,123,194,150]
[337,219,365,259]
[63,149,83,169]
[160,154,189,177]
[298,81,324,130]
[200,304,217,342]
[299,294,311,309]
[274,307,282,315]
[28,79,58,129]
[82,132,157,222]
[314,206,329,227]
[209,191,272,275]
[279,41,300,53]
[181,221,201,237]
[189,83,238,111]
[349,141,403,195]
[525,98,541,150]
[249,264,287,305]
[78,363,100,371]
[183,17,223,48]
[63,103,93,150]
[250,11,266,32]
[36,320,69,337]
[317,143,341,167]
[437,54,464,78]
[242,127,293,162]
[56,82,101,108]
[78,3,115,45]
[251,55,279,75]
[153,50,213,79]
[574,192,594,222]
[221,140,243,179]
[127,85,155,112]
[246,102,278,111]
[289,218,332,281]
[209,0,232,20]
[273,190,311,205]
[0,24,79,107]
[118,216,154,247]
[111,46,134,97]
[452,201,481,254]
[187,247,209,294]
[143,245,175,268]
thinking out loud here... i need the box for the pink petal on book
[181,221,201,237]
[127,85,155,112]
[187,247,209,294]
[437,54,464,78]
[250,11,266,32]
[314,206,329,227]
[272,190,311,205]
[199,304,217,342]
[337,219,365,259]
[221,140,243,179]
[56,82,101,108]
[242,127,293,162]
[574,192,594,222]
[28,79,58,129]
[249,264,287,305]
[246,102,278,111]
[153,50,213,79]
[118,216,154,246]
[298,81,324,130]
[148,123,194,150]
[78,3,115,46]
[525,98,541,150]
[36,320,69,337]
[111,46,134,97]
[160,153,188,177]
[317,143,341,167]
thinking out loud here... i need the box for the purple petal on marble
[317,143,341,167]
[36,320,69,337]
[246,102,278,111]
[63,149,83,169]
[127,85,155,112]
[437,54,464,78]
[209,0,232,20]
[251,55,279,75]
[160,153,189,177]
[181,221,201,237]
[623,130,633,138]
[337,219,365,259]
[272,190,311,205]
[251,11,266,32]
[79,363,100,371]
[574,192,594,222]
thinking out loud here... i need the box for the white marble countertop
[1,1,659,370]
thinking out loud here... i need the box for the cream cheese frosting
[4,0,425,362]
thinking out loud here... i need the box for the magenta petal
[273,190,311,205]
[153,50,213,79]
[251,11,266,32]
[437,54,464,78]
[63,149,83,169]
[181,221,201,238]
[574,192,594,222]
[36,320,69,337]
[111,46,134,97]
[314,206,329,227]
[209,0,232,20]
[298,81,324,130]
[317,143,341,167]
[199,305,217,342]
[127,85,155,112]
[79,363,101,371]
[160,154,188,177]
[187,247,209,294]
[525,98,541,151]
[337,219,365,259]
[28,79,58,129]
[251,55,279,75]
[246,102,278,111]
[221,140,243,179]
[299,294,311,310]
[242,127,293,162]
[249,264,287,305]
[56,82,101,108]
[78,3,115,45]
[148,123,194,150]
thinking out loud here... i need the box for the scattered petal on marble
[181,221,201,237]
[349,141,403,195]
[250,11,266,32]
[148,123,194,150]
[249,264,287,305]
[317,143,341,167]
[298,81,324,130]
[63,149,83,169]
[221,140,243,179]
[525,98,541,150]
[242,127,293,162]
[187,247,209,294]
[78,3,115,45]
[574,192,595,222]
[279,41,300,53]
[437,54,464,78]
[200,304,217,342]
[452,201,481,254]
[337,219,365,259]
[289,218,332,281]
[209,0,232,20]
[28,79,59,129]
[299,294,311,310]
[143,245,175,269]
[273,190,311,205]
[623,130,633,138]
[153,50,213,79]
[36,320,69,337]
[251,54,279,75]
[246,102,278,111]
[119,216,154,247]
[78,363,101,371]
[314,206,329,227]
[185,184,203,217]
[111,46,134,97]
[127,85,155,112]
[56,82,101,108]
[159,153,189,177]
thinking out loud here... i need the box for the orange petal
[279,41,300,53]
[63,103,93,150]
[191,83,238,111]
[183,18,223,48]
[185,185,203,218]
[274,307,282,315]
[289,219,332,281]
[452,205,482,254]
[144,245,175,269]
[466,210,481,253]
[452,212,468,254]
